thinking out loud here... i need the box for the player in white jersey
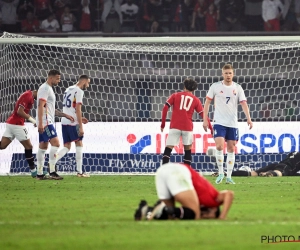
[36,69,74,180]
[55,75,90,177]
[202,64,253,184]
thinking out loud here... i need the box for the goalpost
[0,32,299,175]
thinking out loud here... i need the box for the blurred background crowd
[0,0,299,34]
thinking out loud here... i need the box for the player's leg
[162,129,180,164]
[55,125,71,166]
[19,139,36,175]
[37,140,48,179]
[182,131,193,165]
[75,140,89,177]
[0,136,12,149]
[213,125,226,184]
[225,127,239,184]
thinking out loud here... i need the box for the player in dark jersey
[0,90,39,177]
[231,152,300,177]
[160,78,213,166]
[135,162,234,220]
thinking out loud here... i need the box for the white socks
[49,146,59,173]
[76,146,83,174]
[37,148,46,175]
[226,152,235,178]
[215,149,224,175]
[55,147,70,164]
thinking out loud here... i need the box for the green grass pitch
[0,175,299,250]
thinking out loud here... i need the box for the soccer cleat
[49,172,64,180]
[134,200,150,221]
[148,201,166,220]
[225,178,236,184]
[36,174,49,180]
[77,172,90,178]
[215,173,225,184]
[31,170,38,178]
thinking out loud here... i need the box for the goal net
[0,32,299,175]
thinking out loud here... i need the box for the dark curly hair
[183,78,197,91]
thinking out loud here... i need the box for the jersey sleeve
[206,84,215,100]
[238,85,247,103]
[195,98,204,114]
[166,93,175,106]
[76,90,84,104]
[38,85,49,102]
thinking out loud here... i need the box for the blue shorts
[39,124,58,143]
[213,124,239,141]
[62,124,83,144]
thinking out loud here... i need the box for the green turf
[0,176,300,250]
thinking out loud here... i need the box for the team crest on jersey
[233,89,236,95]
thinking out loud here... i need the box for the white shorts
[166,129,193,146]
[2,124,30,142]
[155,163,194,199]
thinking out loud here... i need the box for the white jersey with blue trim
[206,81,247,128]
[61,85,84,125]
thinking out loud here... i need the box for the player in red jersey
[0,90,39,177]
[160,78,213,166]
[134,162,234,220]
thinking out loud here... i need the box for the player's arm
[55,109,74,122]
[216,190,234,220]
[240,101,253,129]
[38,99,46,133]
[76,103,84,137]
[202,98,212,132]
[197,100,213,134]
[17,106,36,125]
[161,103,170,132]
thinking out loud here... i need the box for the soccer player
[0,90,39,177]
[135,162,234,220]
[232,152,300,177]
[203,64,253,184]
[36,69,74,180]
[160,78,213,166]
[54,75,90,177]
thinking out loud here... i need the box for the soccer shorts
[166,129,193,146]
[39,124,57,143]
[3,124,30,142]
[155,163,194,199]
[62,124,83,144]
[213,124,239,141]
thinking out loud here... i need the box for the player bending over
[0,90,41,177]
[55,75,90,177]
[135,162,234,220]
[232,152,300,177]
[161,78,213,166]
[203,64,253,185]
[36,69,74,180]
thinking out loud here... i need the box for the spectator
[34,0,52,21]
[21,11,39,32]
[60,5,75,32]
[40,13,60,32]
[79,0,91,31]
[219,0,244,31]
[244,0,263,31]
[17,0,34,20]
[191,0,208,31]
[53,0,72,20]
[281,0,298,31]
[204,2,219,32]
[262,0,283,31]
[102,0,123,33]
[0,0,19,33]
[121,0,138,19]
[169,0,191,32]
[137,0,163,32]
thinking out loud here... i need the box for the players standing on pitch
[203,64,253,184]
[36,69,74,180]
[55,75,90,177]
[160,78,213,166]
[0,90,39,177]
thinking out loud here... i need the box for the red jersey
[161,92,204,131]
[185,164,220,207]
[21,19,40,32]
[205,11,218,32]
[6,90,34,126]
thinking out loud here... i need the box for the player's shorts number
[180,95,193,111]
[63,93,72,108]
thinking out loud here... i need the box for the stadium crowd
[0,0,299,34]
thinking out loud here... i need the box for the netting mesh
[0,32,299,174]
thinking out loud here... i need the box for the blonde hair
[222,64,234,71]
